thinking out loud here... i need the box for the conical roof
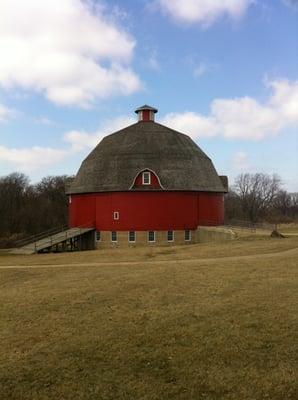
[67,121,225,194]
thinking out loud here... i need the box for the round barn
[67,105,228,246]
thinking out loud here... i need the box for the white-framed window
[142,171,151,185]
[111,231,117,242]
[167,230,174,242]
[128,231,136,242]
[148,231,155,243]
[113,211,119,220]
[185,230,191,241]
[96,231,101,241]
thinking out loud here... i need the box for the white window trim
[185,230,191,241]
[148,231,155,243]
[111,231,117,242]
[128,231,136,243]
[142,171,151,185]
[113,211,119,220]
[167,230,174,242]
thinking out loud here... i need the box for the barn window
[128,231,136,242]
[96,231,101,241]
[148,231,155,242]
[142,171,151,185]
[111,231,117,242]
[185,230,191,241]
[167,230,174,242]
[113,211,119,220]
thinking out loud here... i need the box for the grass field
[1,234,297,399]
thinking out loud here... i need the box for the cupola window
[142,171,151,185]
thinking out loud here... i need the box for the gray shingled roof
[67,121,226,194]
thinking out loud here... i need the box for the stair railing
[30,220,96,253]
[15,224,69,248]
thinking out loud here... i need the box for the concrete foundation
[197,226,236,243]
[95,227,235,248]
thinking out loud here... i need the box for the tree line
[0,173,72,247]
[226,173,298,223]
[0,171,297,247]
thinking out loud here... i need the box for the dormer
[130,169,163,190]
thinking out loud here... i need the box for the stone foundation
[95,227,235,248]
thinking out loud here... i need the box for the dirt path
[0,246,298,269]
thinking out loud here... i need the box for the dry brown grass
[0,235,298,267]
[278,223,298,234]
[0,236,297,399]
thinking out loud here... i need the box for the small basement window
[167,230,174,242]
[148,231,155,243]
[113,211,119,220]
[142,171,151,185]
[96,231,101,241]
[185,230,191,241]
[111,231,117,242]
[128,231,136,242]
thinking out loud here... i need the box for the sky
[0,0,297,191]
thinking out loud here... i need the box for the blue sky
[0,0,297,190]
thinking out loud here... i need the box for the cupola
[135,104,158,122]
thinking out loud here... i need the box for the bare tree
[0,172,30,234]
[233,173,282,222]
[0,173,72,244]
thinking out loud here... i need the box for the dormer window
[130,168,163,190]
[142,171,151,185]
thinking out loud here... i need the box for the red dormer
[130,169,163,190]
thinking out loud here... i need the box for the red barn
[67,105,228,246]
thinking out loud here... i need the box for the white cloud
[233,151,251,171]
[193,62,214,78]
[34,117,56,126]
[283,0,298,10]
[0,103,14,121]
[63,115,135,151]
[194,63,207,78]
[157,0,252,26]
[2,78,297,174]
[160,78,298,140]
[0,0,141,107]
[148,52,161,71]
[161,112,218,138]
[0,114,135,172]
[0,146,68,171]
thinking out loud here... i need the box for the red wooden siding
[69,192,224,230]
[141,110,150,121]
